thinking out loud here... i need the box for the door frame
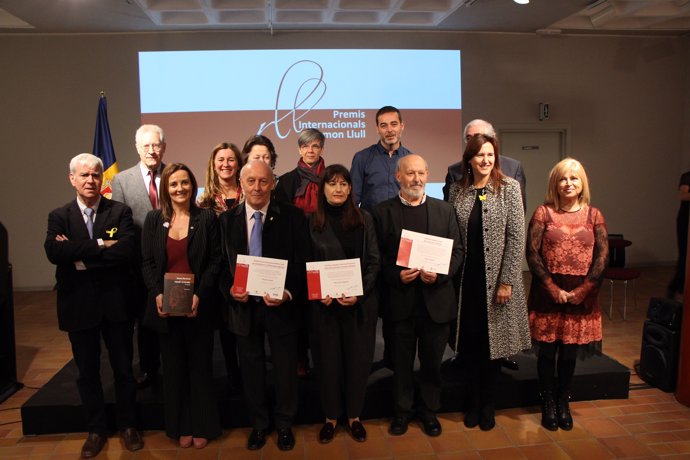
[496,123,571,160]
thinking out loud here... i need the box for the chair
[603,236,640,320]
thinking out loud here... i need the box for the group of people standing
[44,106,609,458]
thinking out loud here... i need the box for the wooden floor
[1,266,690,459]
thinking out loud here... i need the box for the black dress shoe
[119,427,144,451]
[479,405,496,431]
[464,408,479,428]
[389,416,410,436]
[349,420,367,442]
[277,427,295,451]
[500,357,519,371]
[318,422,336,444]
[136,372,156,390]
[420,414,442,437]
[81,432,106,458]
[247,428,269,450]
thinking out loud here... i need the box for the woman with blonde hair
[197,142,244,213]
[526,158,608,431]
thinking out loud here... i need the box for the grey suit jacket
[111,163,163,230]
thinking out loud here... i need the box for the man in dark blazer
[374,154,463,438]
[44,153,143,458]
[219,160,310,452]
[111,124,166,389]
[442,119,527,209]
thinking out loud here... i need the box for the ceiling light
[514,0,529,4]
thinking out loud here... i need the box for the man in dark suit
[442,119,527,209]
[219,160,310,451]
[44,153,143,458]
[374,154,463,438]
[111,124,166,389]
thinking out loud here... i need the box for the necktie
[249,211,263,257]
[148,170,159,209]
[84,207,94,239]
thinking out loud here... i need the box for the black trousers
[315,305,376,420]
[391,311,449,418]
[236,312,298,430]
[133,277,160,376]
[68,319,137,434]
[158,320,220,440]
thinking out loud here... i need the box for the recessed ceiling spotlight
[514,0,529,4]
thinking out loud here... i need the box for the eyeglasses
[140,143,163,152]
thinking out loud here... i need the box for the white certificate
[232,254,288,299]
[396,229,454,275]
[306,258,364,300]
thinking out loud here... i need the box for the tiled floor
[2,266,690,459]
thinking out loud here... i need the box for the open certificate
[396,229,454,275]
[306,258,364,300]
[232,254,288,299]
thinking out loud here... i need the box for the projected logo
[257,60,327,140]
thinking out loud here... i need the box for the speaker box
[646,297,682,331]
[639,319,680,392]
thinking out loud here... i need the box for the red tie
[148,170,159,209]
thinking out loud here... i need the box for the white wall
[1,30,688,290]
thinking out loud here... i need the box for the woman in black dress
[308,164,380,443]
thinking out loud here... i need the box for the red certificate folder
[306,270,323,300]
[396,236,413,268]
[231,263,250,295]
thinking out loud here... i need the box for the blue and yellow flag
[93,94,118,198]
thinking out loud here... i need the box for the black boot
[479,402,495,431]
[557,392,573,431]
[540,390,558,431]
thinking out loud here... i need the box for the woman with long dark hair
[449,134,530,431]
[142,163,221,448]
[309,164,380,443]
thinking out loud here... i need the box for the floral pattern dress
[526,205,608,352]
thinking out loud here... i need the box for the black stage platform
[21,329,630,435]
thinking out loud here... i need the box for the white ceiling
[0,0,688,35]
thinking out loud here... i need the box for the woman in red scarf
[275,128,326,377]
[275,128,326,214]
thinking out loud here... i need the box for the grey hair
[463,119,496,139]
[69,153,103,173]
[135,124,165,145]
[297,128,325,148]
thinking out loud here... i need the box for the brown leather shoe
[119,427,144,451]
[81,432,106,458]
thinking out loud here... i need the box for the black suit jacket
[274,168,300,204]
[140,207,221,333]
[44,198,136,332]
[219,200,310,337]
[373,196,463,324]
[443,156,527,208]
[308,210,380,324]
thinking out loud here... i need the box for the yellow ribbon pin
[105,227,118,238]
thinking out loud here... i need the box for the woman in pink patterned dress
[526,158,608,432]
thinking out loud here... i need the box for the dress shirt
[76,196,104,248]
[351,142,412,212]
[139,162,161,194]
[398,193,427,207]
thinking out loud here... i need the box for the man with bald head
[219,160,310,452]
[442,119,526,208]
[374,154,463,438]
